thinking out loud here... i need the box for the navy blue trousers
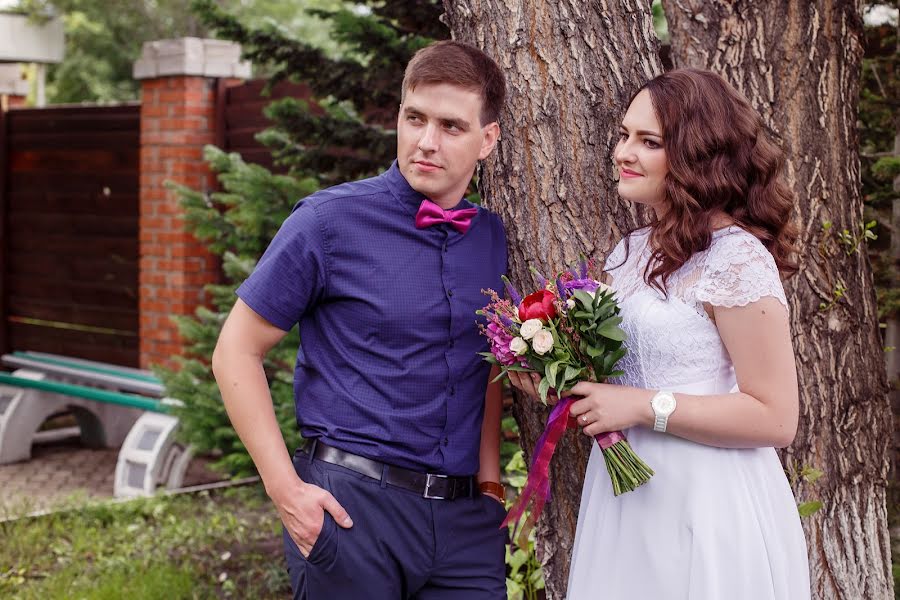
[283,449,508,599]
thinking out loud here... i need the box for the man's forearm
[478,367,503,486]
[212,345,300,497]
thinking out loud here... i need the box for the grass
[0,485,291,599]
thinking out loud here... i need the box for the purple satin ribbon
[501,397,628,548]
[414,199,478,234]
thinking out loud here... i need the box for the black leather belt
[303,439,475,500]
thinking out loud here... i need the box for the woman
[509,69,810,599]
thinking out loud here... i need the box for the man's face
[397,83,499,208]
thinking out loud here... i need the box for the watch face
[653,395,676,413]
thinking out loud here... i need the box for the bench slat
[12,351,160,384]
[1,354,164,397]
[0,372,167,413]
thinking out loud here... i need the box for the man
[212,40,508,599]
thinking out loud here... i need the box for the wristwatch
[650,390,677,433]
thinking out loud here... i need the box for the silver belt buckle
[423,473,449,499]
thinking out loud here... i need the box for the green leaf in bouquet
[598,315,623,328]
[564,365,582,381]
[478,352,499,364]
[572,290,596,309]
[597,320,626,341]
[607,369,625,378]
[538,377,551,404]
[585,345,604,359]
[546,361,560,388]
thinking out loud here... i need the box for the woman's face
[614,89,668,214]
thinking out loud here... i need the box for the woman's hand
[567,381,651,436]
[507,371,559,405]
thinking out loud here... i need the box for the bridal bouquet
[478,259,653,545]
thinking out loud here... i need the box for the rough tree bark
[663,1,894,598]
[441,2,661,598]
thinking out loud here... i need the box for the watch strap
[478,481,506,499]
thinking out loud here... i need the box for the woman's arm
[568,296,799,448]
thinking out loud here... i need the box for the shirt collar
[383,160,476,214]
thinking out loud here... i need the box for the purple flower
[561,278,601,296]
[486,322,518,366]
[486,322,530,368]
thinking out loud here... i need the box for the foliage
[503,450,545,600]
[6,0,344,104]
[859,18,899,322]
[0,486,290,599]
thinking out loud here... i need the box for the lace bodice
[605,226,787,392]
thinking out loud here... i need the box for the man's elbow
[211,336,230,384]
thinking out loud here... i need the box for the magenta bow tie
[415,199,478,234]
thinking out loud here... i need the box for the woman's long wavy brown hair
[627,68,798,294]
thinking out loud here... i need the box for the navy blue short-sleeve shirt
[237,161,507,475]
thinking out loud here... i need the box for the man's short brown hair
[402,40,506,125]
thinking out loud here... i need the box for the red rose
[518,290,558,322]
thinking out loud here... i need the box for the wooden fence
[0,104,141,366]
[0,80,310,366]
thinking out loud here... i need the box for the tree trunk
[441,2,661,597]
[664,1,894,598]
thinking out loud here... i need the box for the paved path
[0,435,222,518]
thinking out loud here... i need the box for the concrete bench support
[115,411,193,498]
[0,367,193,497]
[0,369,142,464]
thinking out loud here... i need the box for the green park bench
[0,351,193,498]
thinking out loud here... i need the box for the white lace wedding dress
[566,226,810,599]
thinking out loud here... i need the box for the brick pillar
[0,64,29,110]
[133,38,251,369]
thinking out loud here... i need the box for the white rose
[596,282,613,294]
[510,337,528,355]
[519,319,543,340]
[531,329,554,355]
[565,298,576,310]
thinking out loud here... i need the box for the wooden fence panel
[217,79,314,171]
[1,104,140,367]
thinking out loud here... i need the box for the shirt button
[443,438,449,446]
[447,290,454,297]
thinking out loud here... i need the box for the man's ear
[478,122,500,160]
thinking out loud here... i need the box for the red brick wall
[2,94,26,109]
[138,76,219,369]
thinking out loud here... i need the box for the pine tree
[159,0,446,475]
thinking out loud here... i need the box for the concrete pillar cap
[133,37,251,80]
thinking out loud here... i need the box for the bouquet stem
[597,434,654,496]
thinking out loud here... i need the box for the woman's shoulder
[707,225,776,267]
[698,225,786,308]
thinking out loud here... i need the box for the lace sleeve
[695,231,788,309]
